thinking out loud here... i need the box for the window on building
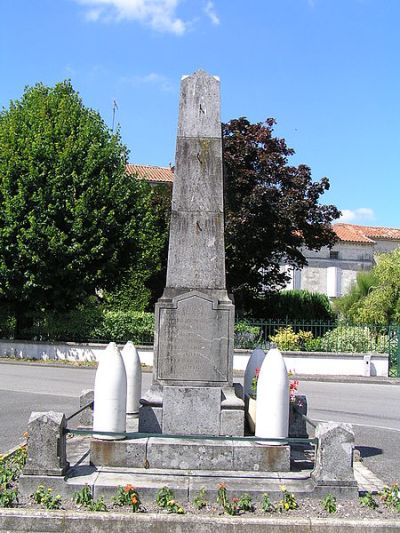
[293,269,302,290]
[330,251,339,260]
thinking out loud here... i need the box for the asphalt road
[298,380,400,484]
[1,361,399,484]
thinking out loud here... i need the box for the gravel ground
[17,494,400,521]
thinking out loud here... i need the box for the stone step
[19,466,318,505]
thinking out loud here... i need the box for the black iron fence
[1,312,399,377]
[234,319,400,378]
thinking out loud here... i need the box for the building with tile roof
[125,164,174,185]
[285,223,400,297]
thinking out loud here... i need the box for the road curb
[291,374,400,385]
[0,358,399,383]
[0,509,399,532]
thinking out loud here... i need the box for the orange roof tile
[125,164,174,183]
[333,223,400,244]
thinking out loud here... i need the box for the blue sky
[1,0,399,227]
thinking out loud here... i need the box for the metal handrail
[64,427,317,445]
[65,400,94,422]
[292,404,317,429]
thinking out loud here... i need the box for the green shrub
[303,337,324,351]
[320,326,389,353]
[270,326,313,351]
[244,290,335,321]
[32,485,62,510]
[73,485,108,512]
[2,305,155,344]
[192,488,207,510]
[112,484,142,512]
[237,493,254,512]
[0,306,15,339]
[0,487,18,508]
[156,486,184,514]
[360,492,378,509]
[37,304,103,342]
[0,446,26,486]
[277,486,297,512]
[234,321,262,348]
[94,310,154,343]
[9,299,103,342]
[321,493,337,513]
[379,483,400,511]
[261,493,275,512]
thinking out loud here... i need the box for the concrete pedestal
[90,437,290,472]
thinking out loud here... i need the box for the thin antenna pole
[112,99,118,132]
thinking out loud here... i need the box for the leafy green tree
[102,183,170,312]
[334,270,376,321]
[0,81,162,333]
[346,249,400,325]
[222,117,341,311]
[143,183,172,309]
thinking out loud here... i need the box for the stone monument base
[90,437,290,472]
[138,383,244,436]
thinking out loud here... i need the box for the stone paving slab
[354,461,386,493]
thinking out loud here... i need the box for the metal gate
[388,325,400,377]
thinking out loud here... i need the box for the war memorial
[13,72,361,527]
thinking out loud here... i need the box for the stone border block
[23,411,68,476]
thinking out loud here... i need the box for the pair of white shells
[93,342,142,439]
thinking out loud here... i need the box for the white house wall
[281,237,400,297]
[373,240,400,254]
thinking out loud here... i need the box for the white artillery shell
[255,347,289,443]
[244,347,265,399]
[121,341,142,416]
[93,342,127,440]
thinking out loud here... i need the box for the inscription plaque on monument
[157,292,231,383]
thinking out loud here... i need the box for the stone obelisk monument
[139,71,244,436]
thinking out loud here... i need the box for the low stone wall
[1,510,399,533]
[236,350,389,377]
[0,339,154,367]
[0,339,389,377]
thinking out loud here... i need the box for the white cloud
[204,1,220,25]
[338,208,375,223]
[120,72,174,91]
[75,0,186,35]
